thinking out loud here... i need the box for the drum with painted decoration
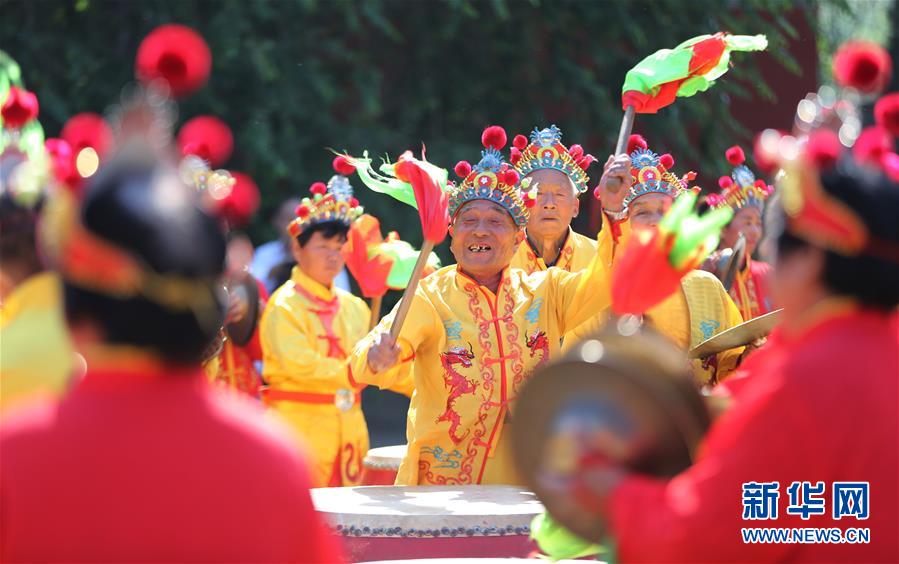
[312,485,543,561]
[361,444,406,485]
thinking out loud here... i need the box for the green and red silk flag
[344,149,450,244]
[621,32,768,114]
[342,214,441,298]
[611,192,734,316]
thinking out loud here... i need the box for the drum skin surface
[312,485,543,561]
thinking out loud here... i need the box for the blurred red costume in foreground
[0,353,343,562]
[610,303,898,561]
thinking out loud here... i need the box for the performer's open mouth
[468,244,492,253]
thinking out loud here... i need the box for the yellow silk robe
[510,228,597,274]
[350,233,614,486]
[565,270,745,384]
[0,272,74,413]
[261,266,376,487]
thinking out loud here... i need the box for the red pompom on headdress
[509,147,522,165]
[881,152,899,183]
[60,113,114,159]
[626,134,648,154]
[481,125,507,150]
[725,145,745,166]
[135,24,212,98]
[210,171,260,229]
[852,126,894,165]
[503,169,520,186]
[1,86,39,129]
[454,160,472,178]
[177,116,233,167]
[874,92,899,138]
[309,181,327,195]
[805,130,842,170]
[718,176,733,189]
[332,155,356,176]
[512,134,528,150]
[295,204,310,218]
[832,41,892,95]
[659,153,675,170]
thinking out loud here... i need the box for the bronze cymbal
[689,308,783,359]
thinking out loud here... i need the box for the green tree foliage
[3,0,813,253]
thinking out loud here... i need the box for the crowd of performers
[1,26,898,563]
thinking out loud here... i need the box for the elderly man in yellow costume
[260,170,398,488]
[507,125,599,273]
[350,126,618,486]
[566,145,745,385]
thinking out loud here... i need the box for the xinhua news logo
[740,481,870,544]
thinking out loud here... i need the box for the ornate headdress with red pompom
[622,145,697,209]
[510,124,595,193]
[450,125,533,228]
[707,145,774,212]
[288,156,363,237]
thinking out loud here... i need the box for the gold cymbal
[688,308,783,359]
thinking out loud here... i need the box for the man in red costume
[0,144,342,562]
[572,143,899,562]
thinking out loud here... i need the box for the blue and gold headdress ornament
[450,125,536,228]
[623,147,698,208]
[706,145,774,211]
[288,157,364,237]
[510,125,596,193]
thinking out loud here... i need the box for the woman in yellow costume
[350,126,619,486]
[567,145,745,385]
[260,162,407,487]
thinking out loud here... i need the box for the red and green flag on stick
[343,214,441,329]
[343,150,450,338]
[609,32,767,169]
[621,32,768,114]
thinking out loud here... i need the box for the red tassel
[333,155,356,176]
[626,134,648,154]
[718,176,733,189]
[577,154,597,170]
[832,41,892,95]
[481,125,508,150]
[177,116,233,167]
[874,93,899,138]
[394,153,450,244]
[1,86,39,129]
[659,153,675,169]
[725,145,745,166]
[512,134,528,150]
[135,24,212,98]
[310,182,327,195]
[454,160,472,178]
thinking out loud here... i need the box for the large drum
[361,444,406,486]
[312,485,543,561]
